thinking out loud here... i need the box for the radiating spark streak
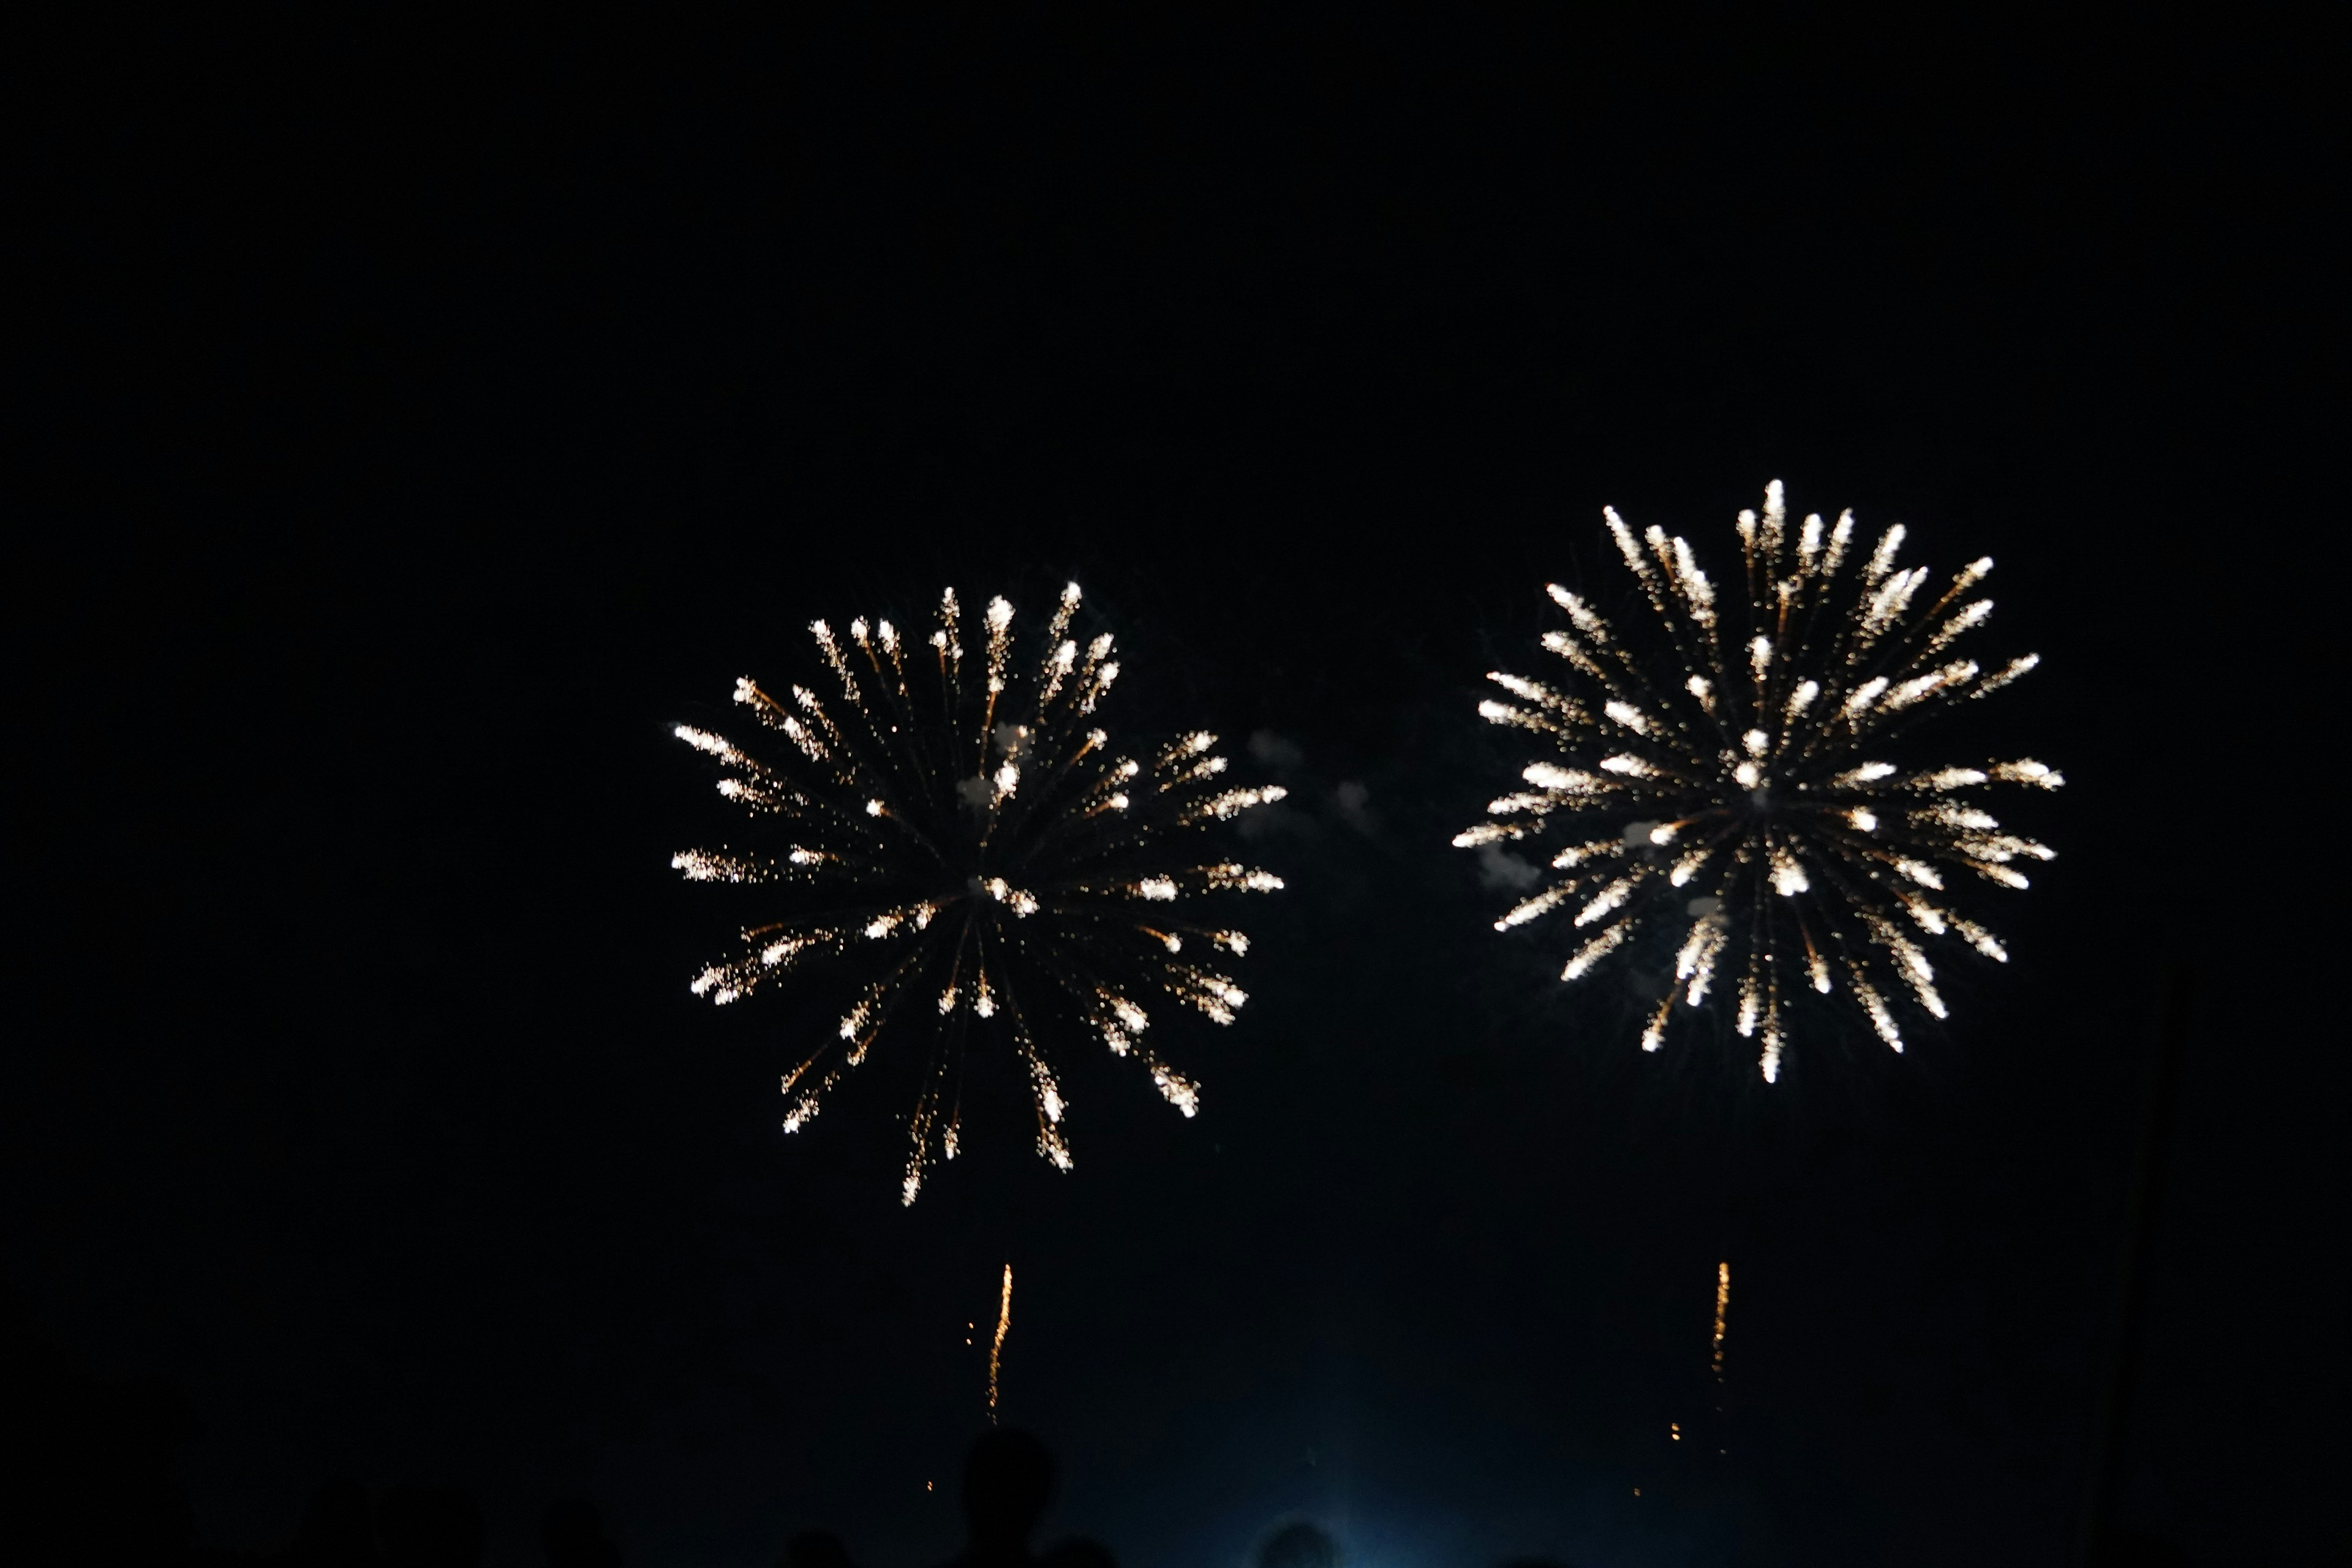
[1458,481,2057,1079]
[1951,914,2008,960]
[1680,919,1727,1005]
[1866,524,1907,586]
[1201,862,1285,892]
[1604,699,1654,734]
[1675,916,1722,981]
[1562,921,1633,979]
[1973,653,2041,697]
[669,850,771,883]
[1495,886,1572,930]
[1990,758,2065,788]
[673,584,1282,1200]
[1824,510,1855,576]
[1842,676,1890,716]
[1802,925,1832,993]
[1574,875,1642,926]
[987,1264,1012,1423]
[1642,990,1676,1052]
[673,726,756,768]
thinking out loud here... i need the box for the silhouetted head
[295,1477,377,1564]
[783,1530,855,1568]
[543,1498,622,1567]
[1257,1521,1338,1568]
[962,1428,1053,1547]
[379,1485,486,1568]
[1039,1539,1116,1568]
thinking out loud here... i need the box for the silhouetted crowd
[198,1431,1383,1568]
[0,1282,1503,1568]
[0,1382,1395,1568]
[4,1289,2208,1566]
[0,1331,1378,1568]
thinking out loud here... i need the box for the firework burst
[1457,481,2060,1081]
[673,583,1286,1202]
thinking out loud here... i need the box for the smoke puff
[1476,845,1541,892]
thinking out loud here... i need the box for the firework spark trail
[987,1263,1012,1423]
[1458,482,2060,1079]
[1711,1260,1731,1384]
[674,584,1286,1201]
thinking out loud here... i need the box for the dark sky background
[11,14,2338,1567]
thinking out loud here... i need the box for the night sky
[12,15,2339,1567]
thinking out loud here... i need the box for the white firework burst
[1458,481,2059,1081]
[674,583,1285,1201]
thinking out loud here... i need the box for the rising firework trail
[1458,481,2060,1080]
[1712,1260,1730,1385]
[1711,1259,1732,1455]
[988,1264,1012,1423]
[673,582,1286,1202]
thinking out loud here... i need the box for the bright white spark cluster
[674,583,1285,1202]
[1458,481,2059,1081]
